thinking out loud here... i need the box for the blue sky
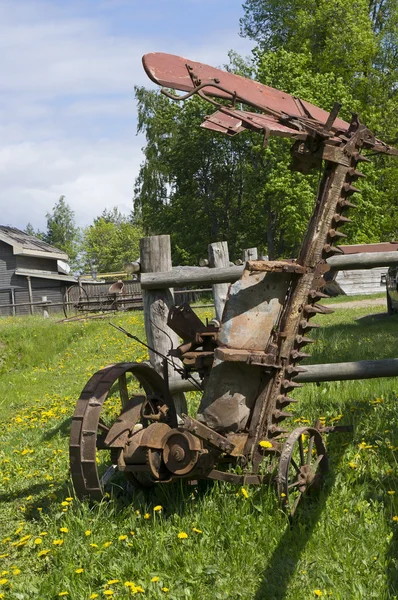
[0,0,253,230]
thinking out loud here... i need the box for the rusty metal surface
[142,53,349,132]
[277,427,328,517]
[69,53,398,513]
[69,362,168,500]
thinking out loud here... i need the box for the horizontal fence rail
[140,251,398,290]
[168,358,398,392]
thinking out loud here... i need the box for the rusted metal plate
[218,268,290,351]
[201,109,305,138]
[142,53,349,131]
[246,260,307,274]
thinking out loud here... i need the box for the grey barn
[0,226,76,316]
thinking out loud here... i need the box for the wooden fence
[138,234,398,391]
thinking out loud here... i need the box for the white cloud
[0,0,253,231]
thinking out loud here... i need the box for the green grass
[0,302,397,600]
[323,292,386,304]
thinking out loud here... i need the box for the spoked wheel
[63,284,90,319]
[69,362,171,501]
[277,427,328,518]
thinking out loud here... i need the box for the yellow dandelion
[34,538,42,545]
[53,539,64,546]
[107,580,120,585]
[89,594,99,599]
[241,487,249,499]
[144,513,151,520]
[124,582,135,588]
[104,591,113,597]
[61,501,69,507]
[393,516,398,522]
[0,556,8,560]
[118,535,127,541]
[177,532,188,539]
[151,576,160,582]
[259,440,273,449]
[102,541,112,548]
[90,543,98,548]
[348,462,357,469]
[58,593,69,597]
[85,530,92,536]
[0,579,7,586]
[313,591,323,597]
[192,527,203,534]
[280,493,286,498]
[153,505,162,512]
[39,532,47,536]
[135,586,144,593]
[75,568,84,574]
[162,588,169,593]
[59,527,69,533]
[387,490,395,495]
[38,549,51,557]
[65,497,73,501]
[130,531,135,536]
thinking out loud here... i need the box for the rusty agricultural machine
[69,53,398,516]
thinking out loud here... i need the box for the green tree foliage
[24,223,45,240]
[44,196,79,263]
[134,0,398,262]
[81,208,143,273]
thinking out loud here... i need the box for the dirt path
[327,297,387,309]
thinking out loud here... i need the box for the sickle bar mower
[69,53,398,516]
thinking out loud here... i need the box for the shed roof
[342,242,398,255]
[0,226,68,260]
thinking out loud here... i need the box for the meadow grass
[0,303,397,600]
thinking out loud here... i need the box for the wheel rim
[63,285,89,319]
[277,427,328,518]
[69,362,167,501]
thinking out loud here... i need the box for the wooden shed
[325,242,398,296]
[0,226,76,316]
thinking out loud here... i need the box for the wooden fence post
[242,247,258,262]
[140,235,186,414]
[208,241,230,322]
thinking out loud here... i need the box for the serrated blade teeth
[273,409,294,421]
[269,425,290,435]
[323,244,345,255]
[308,289,330,300]
[290,350,311,361]
[343,183,361,194]
[333,213,352,224]
[348,168,366,178]
[328,228,347,239]
[353,152,372,163]
[276,395,299,407]
[304,303,334,315]
[281,379,303,390]
[299,319,321,331]
[338,199,357,209]
[286,365,307,376]
[295,335,316,345]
